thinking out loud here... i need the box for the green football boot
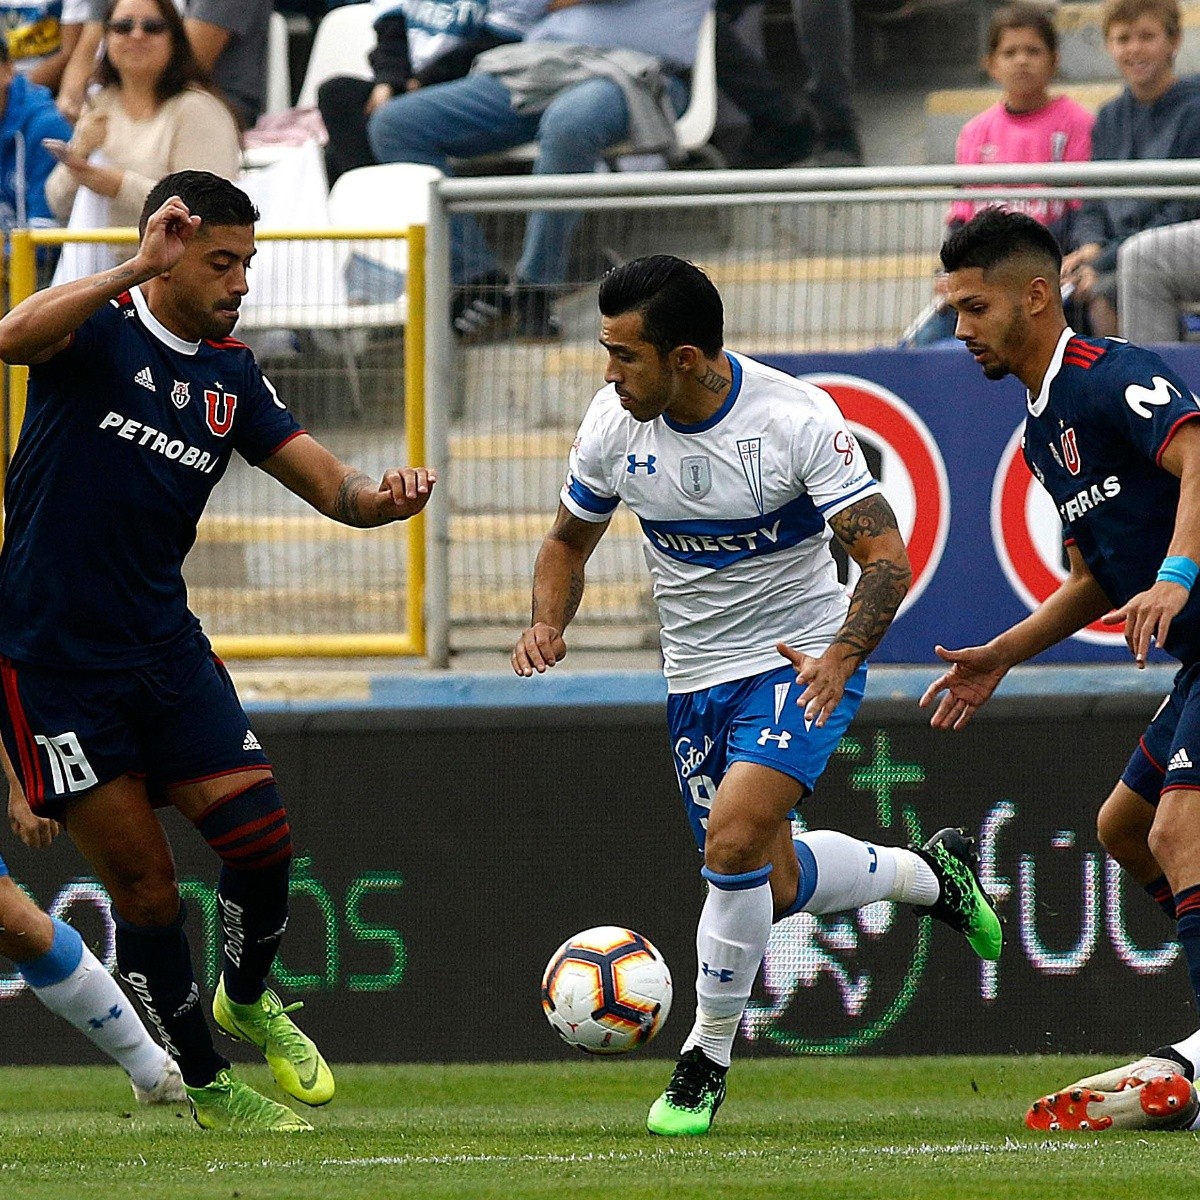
[646,1048,728,1136]
[913,827,1004,961]
[185,1068,312,1131]
[213,977,335,1106]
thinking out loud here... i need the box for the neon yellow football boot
[185,1067,312,1131]
[213,977,335,1106]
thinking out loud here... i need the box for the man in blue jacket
[0,35,70,232]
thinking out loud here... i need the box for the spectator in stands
[715,0,861,168]
[43,0,241,233]
[0,0,104,119]
[367,0,711,340]
[180,0,272,128]
[0,36,71,232]
[1062,0,1200,336]
[1118,218,1200,341]
[318,0,546,186]
[907,3,1093,344]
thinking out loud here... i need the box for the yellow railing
[5,225,427,658]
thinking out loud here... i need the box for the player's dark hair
[139,170,259,235]
[95,0,213,104]
[598,255,723,358]
[986,3,1057,56]
[940,206,1063,276]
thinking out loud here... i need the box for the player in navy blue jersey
[925,205,1200,1132]
[0,170,436,1131]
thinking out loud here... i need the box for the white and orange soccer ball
[541,926,672,1054]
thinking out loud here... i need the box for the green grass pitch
[1,1058,1198,1199]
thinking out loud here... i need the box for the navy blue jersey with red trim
[0,286,304,668]
[1022,329,1200,663]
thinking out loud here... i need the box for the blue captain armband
[1156,555,1200,592]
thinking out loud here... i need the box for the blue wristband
[1156,555,1199,591]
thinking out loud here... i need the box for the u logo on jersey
[1060,427,1081,476]
[204,389,238,436]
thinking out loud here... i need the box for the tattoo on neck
[698,366,728,396]
[334,471,374,527]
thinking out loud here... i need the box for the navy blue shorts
[667,661,867,851]
[1122,661,1200,804]
[0,634,270,818]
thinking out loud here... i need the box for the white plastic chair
[295,3,377,109]
[265,11,292,114]
[238,160,440,415]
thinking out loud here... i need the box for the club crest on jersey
[171,381,190,410]
[1060,427,1081,475]
[737,437,765,515]
[680,455,711,499]
[204,389,237,436]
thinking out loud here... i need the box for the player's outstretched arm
[922,543,1112,729]
[259,434,436,526]
[513,504,609,677]
[779,492,912,727]
[1102,422,1200,665]
[0,195,200,364]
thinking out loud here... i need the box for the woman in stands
[43,0,241,234]
[907,4,1093,344]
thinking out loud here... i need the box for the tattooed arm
[0,194,201,364]
[261,435,436,526]
[778,492,912,727]
[512,503,610,676]
[827,493,913,666]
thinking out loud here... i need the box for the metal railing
[422,160,1200,667]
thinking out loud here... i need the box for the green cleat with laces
[646,1048,728,1136]
[913,827,1004,961]
[185,1068,312,1131]
[213,977,335,1106]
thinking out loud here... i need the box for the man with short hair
[0,169,437,1131]
[927,205,1200,1132]
[514,254,1002,1135]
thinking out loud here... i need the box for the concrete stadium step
[1056,0,1200,81]
[924,82,1122,163]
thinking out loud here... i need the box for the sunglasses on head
[105,17,168,34]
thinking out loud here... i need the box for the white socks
[681,835,942,1070]
[682,866,774,1068]
[798,830,940,913]
[24,932,169,1092]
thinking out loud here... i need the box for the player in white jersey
[513,256,1004,1136]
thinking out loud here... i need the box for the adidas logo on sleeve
[1168,748,1194,772]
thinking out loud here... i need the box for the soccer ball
[541,926,672,1054]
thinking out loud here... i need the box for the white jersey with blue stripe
[560,352,881,693]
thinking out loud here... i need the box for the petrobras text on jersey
[98,411,219,474]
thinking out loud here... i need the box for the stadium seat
[295,2,376,109]
[265,11,292,115]
[238,159,440,416]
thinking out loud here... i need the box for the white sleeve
[793,385,881,519]
[559,393,619,524]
